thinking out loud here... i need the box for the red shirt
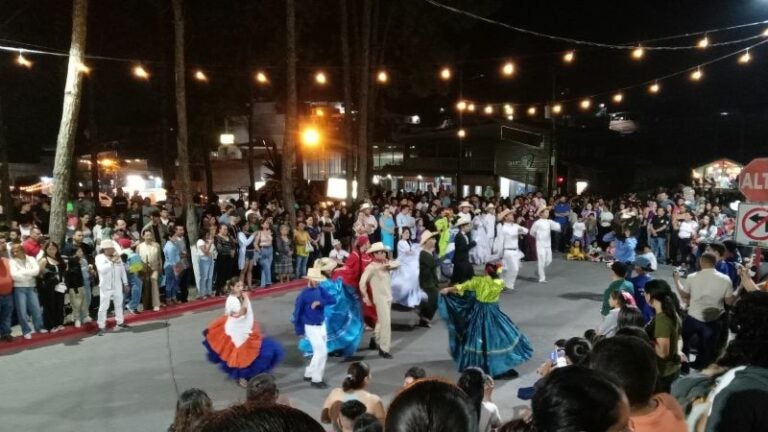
[23,238,41,258]
[0,258,12,295]
[630,393,687,432]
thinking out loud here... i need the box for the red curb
[0,280,306,356]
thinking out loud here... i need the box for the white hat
[367,242,388,254]
[314,257,338,272]
[454,219,472,229]
[498,209,513,220]
[459,201,473,209]
[359,203,372,211]
[100,239,116,250]
[306,268,327,282]
[332,239,341,247]
[420,230,439,246]
[485,203,495,210]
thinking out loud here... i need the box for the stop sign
[739,158,768,202]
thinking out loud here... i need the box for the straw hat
[359,203,372,211]
[459,201,473,209]
[314,257,338,273]
[420,230,439,246]
[454,219,472,229]
[367,242,388,254]
[485,203,496,210]
[332,239,341,247]
[306,268,327,282]
[100,239,116,250]
[537,206,551,216]
[498,209,513,220]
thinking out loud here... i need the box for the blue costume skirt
[438,292,533,377]
[299,278,364,358]
[202,316,284,381]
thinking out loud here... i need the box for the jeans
[164,266,178,301]
[650,236,666,264]
[126,273,143,311]
[259,246,274,287]
[0,293,14,336]
[81,265,92,312]
[295,255,308,279]
[682,314,725,369]
[198,258,214,296]
[13,286,44,335]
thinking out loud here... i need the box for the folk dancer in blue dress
[439,263,533,378]
[298,258,364,359]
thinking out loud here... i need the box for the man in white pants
[529,207,562,283]
[95,240,130,336]
[292,268,337,388]
[497,209,528,290]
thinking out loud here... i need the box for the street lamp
[219,133,235,145]
[301,127,321,147]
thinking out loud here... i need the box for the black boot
[378,349,393,359]
[369,336,378,350]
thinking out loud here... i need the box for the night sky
[2,0,768,166]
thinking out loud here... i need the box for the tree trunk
[87,79,100,214]
[282,0,298,225]
[339,0,355,202]
[171,0,197,244]
[356,0,372,200]
[0,97,13,222]
[49,0,89,244]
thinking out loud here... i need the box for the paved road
[0,257,673,431]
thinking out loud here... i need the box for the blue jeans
[164,266,178,301]
[198,258,214,296]
[13,286,44,335]
[650,236,666,264]
[0,293,14,336]
[295,255,308,279]
[259,246,274,287]
[81,265,92,312]
[126,273,143,311]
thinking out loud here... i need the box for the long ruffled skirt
[202,316,284,380]
[438,292,533,378]
[298,282,364,357]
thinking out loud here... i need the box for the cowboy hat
[458,201,473,209]
[314,257,338,273]
[485,203,495,210]
[498,209,513,220]
[454,219,472,229]
[359,203,372,211]
[306,267,327,282]
[419,230,439,245]
[331,239,341,247]
[100,239,116,250]
[367,242,388,254]
[537,206,551,216]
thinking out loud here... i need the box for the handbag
[305,240,314,253]
[55,282,68,294]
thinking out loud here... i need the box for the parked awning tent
[691,158,743,189]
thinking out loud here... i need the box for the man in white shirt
[674,252,734,369]
[95,240,130,336]
[529,208,561,283]
[571,217,586,245]
[329,240,349,264]
[497,209,528,290]
[395,205,415,236]
[677,211,698,271]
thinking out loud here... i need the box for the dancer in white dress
[390,228,425,308]
[497,209,528,290]
[528,207,561,283]
[456,201,474,225]
[471,204,496,265]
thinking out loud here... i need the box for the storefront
[692,159,743,190]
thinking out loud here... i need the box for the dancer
[203,278,284,388]
[418,230,441,328]
[497,209,528,290]
[95,240,130,336]
[391,227,424,309]
[335,236,376,329]
[292,268,337,388]
[529,207,561,283]
[451,219,476,285]
[456,201,474,225]
[359,242,399,359]
[298,258,364,359]
[470,203,495,265]
[439,263,534,378]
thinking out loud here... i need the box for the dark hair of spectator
[457,367,485,424]
[404,366,426,381]
[589,336,658,407]
[719,292,768,369]
[193,404,324,432]
[246,373,279,406]
[340,399,367,424]
[353,413,383,432]
[169,388,212,432]
[644,280,682,325]
[564,337,591,365]
[708,242,726,257]
[617,307,645,329]
[384,379,478,432]
[610,261,628,278]
[614,326,653,344]
[342,361,371,392]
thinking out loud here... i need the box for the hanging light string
[423,0,768,50]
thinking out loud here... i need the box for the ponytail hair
[645,280,682,325]
[342,361,370,392]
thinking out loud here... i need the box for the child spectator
[566,239,586,261]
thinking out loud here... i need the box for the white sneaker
[153,307,160,312]
[23,333,32,340]
[538,279,547,283]
[75,320,82,328]
[83,317,93,324]
[51,327,61,333]
[39,329,49,334]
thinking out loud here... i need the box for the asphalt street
[0,257,674,431]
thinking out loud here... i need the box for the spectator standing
[379,207,396,253]
[38,241,66,332]
[9,243,44,339]
[275,224,294,283]
[294,221,311,279]
[64,245,88,327]
[237,224,257,289]
[137,230,162,311]
[552,196,571,252]
[22,227,43,258]
[256,220,274,287]
[329,240,349,265]
[163,229,182,305]
[95,240,130,336]
[648,207,670,264]
[196,231,215,299]
[0,253,13,341]
[170,225,190,302]
[214,224,237,296]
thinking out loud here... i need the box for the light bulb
[690,68,703,81]
[552,104,562,114]
[194,70,208,81]
[501,61,515,76]
[77,62,90,74]
[649,82,660,94]
[697,36,709,49]
[315,71,327,85]
[632,46,644,60]
[484,105,494,115]
[440,67,452,80]
[456,101,467,111]
[133,65,149,79]
[580,99,591,109]
[16,53,32,68]
[467,103,476,112]
[503,104,514,115]
[527,106,536,116]
[612,93,623,103]
[739,51,751,64]
[256,71,268,84]
[457,129,466,138]
[563,51,575,63]
[376,70,388,83]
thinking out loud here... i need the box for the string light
[631,46,645,60]
[580,99,592,110]
[501,61,515,76]
[194,70,208,82]
[315,71,327,85]
[690,67,703,81]
[255,71,269,84]
[457,128,466,138]
[697,35,710,49]
[376,70,388,83]
[563,51,575,63]
[612,92,623,103]
[133,65,149,79]
[467,103,476,112]
[764,28,768,37]
[456,101,467,111]
[552,104,562,114]
[527,106,536,116]
[315,108,325,117]
[649,82,660,94]
[484,105,494,114]
[739,50,751,64]
[76,62,90,74]
[503,104,514,115]
[440,67,452,80]
[16,51,32,68]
